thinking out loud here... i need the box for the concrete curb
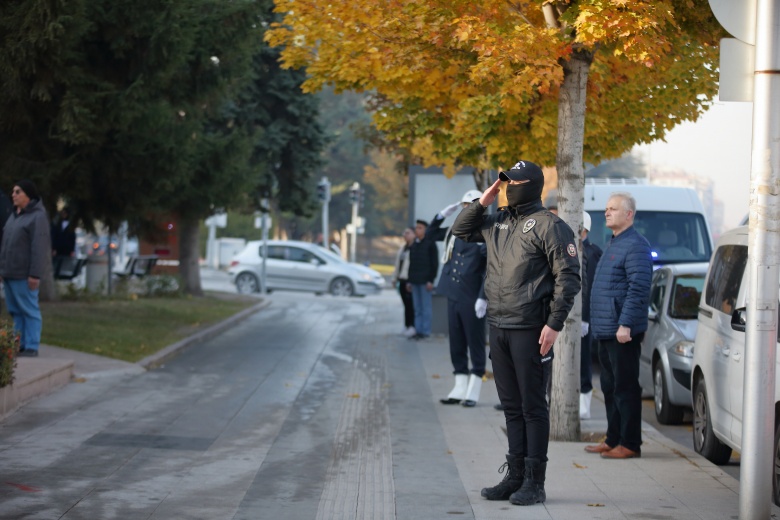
[136,299,271,369]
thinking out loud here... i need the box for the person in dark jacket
[579,211,603,419]
[427,189,487,407]
[51,207,77,257]
[0,180,51,357]
[391,227,416,337]
[452,160,581,507]
[584,192,652,459]
[406,219,438,339]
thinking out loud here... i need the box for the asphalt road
[0,287,472,519]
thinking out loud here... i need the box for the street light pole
[260,198,269,295]
[349,182,359,263]
[741,1,780,518]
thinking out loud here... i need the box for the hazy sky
[631,98,753,230]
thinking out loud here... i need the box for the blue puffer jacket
[590,226,653,340]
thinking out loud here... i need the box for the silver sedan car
[228,240,385,297]
[639,262,708,424]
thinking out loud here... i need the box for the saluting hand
[479,179,502,208]
[539,325,558,356]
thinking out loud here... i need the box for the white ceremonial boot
[579,390,593,420]
[440,374,469,404]
[462,374,483,407]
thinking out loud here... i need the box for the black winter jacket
[451,200,581,331]
[407,237,439,285]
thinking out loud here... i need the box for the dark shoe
[440,398,462,405]
[481,454,524,501]
[494,403,506,411]
[584,441,614,454]
[509,458,546,505]
[17,349,39,357]
[600,445,641,459]
[462,400,477,407]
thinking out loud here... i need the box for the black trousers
[397,279,414,328]
[490,326,552,461]
[580,329,593,393]
[447,298,486,377]
[597,336,643,452]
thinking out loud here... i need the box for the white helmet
[583,211,592,232]
[461,189,482,203]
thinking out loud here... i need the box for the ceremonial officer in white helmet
[426,189,488,407]
[452,160,580,507]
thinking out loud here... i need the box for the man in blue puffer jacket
[584,191,652,460]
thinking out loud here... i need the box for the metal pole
[741,2,780,518]
[321,176,330,250]
[207,219,217,269]
[350,182,359,263]
[260,198,269,294]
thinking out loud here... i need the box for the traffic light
[317,180,330,202]
[349,183,360,204]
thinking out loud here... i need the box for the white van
[584,179,714,265]
[689,225,780,505]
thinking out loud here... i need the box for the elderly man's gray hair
[609,191,636,213]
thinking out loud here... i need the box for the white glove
[439,202,461,218]
[475,298,488,319]
[581,321,589,338]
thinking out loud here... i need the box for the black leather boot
[480,454,524,500]
[509,457,546,505]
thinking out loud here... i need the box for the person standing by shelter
[427,190,488,407]
[584,192,652,459]
[406,219,438,340]
[452,161,580,506]
[579,211,603,419]
[0,180,51,357]
[391,227,416,337]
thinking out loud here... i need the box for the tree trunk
[178,216,204,296]
[550,49,593,442]
[39,254,57,302]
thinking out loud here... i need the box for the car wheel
[329,277,354,297]
[692,378,732,465]
[774,423,780,506]
[654,360,684,425]
[235,272,259,294]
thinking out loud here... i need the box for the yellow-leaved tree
[267,0,723,440]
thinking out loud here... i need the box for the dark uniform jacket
[426,213,486,302]
[451,200,581,331]
[582,238,603,323]
[590,225,653,340]
[407,236,439,285]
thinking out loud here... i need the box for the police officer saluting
[451,160,581,506]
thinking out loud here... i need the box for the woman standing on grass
[0,180,50,357]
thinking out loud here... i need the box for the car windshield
[668,274,705,319]
[588,211,712,264]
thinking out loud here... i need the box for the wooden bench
[113,255,159,279]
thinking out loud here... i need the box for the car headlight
[361,273,373,281]
[670,341,694,358]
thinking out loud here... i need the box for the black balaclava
[499,161,544,208]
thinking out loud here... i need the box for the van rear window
[587,211,712,264]
[704,244,747,315]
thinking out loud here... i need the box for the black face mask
[506,182,542,208]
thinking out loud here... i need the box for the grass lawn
[2,293,258,363]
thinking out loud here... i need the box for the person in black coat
[406,219,438,339]
[579,211,603,420]
[427,190,487,407]
[51,207,77,257]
